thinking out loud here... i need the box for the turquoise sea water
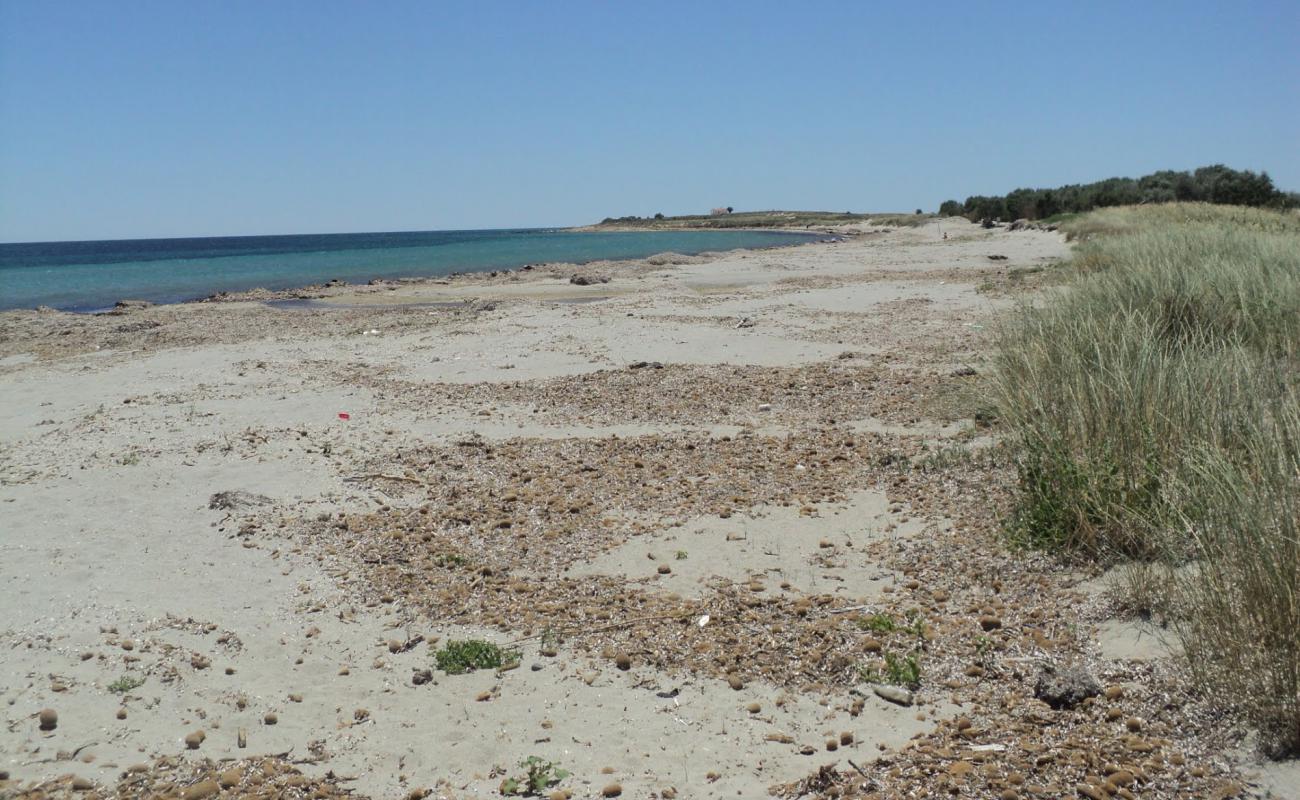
[0,228,821,312]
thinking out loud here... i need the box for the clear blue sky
[1,0,1296,242]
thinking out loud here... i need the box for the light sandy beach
[3,220,1293,799]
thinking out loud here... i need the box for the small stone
[825,738,838,751]
[727,674,744,691]
[38,708,58,731]
[70,776,93,791]
[840,731,854,746]
[978,615,1002,631]
[1034,663,1101,710]
[475,690,491,702]
[614,653,631,670]
[388,639,403,653]
[1077,785,1106,800]
[746,702,761,714]
[601,783,622,797]
[1125,716,1143,732]
[657,564,671,575]
[263,712,278,725]
[289,692,303,702]
[338,666,350,675]
[116,708,127,720]
[184,729,206,749]
[1104,685,1125,700]
[412,669,433,686]
[872,684,914,706]
[121,639,134,651]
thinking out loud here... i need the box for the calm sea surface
[0,228,821,312]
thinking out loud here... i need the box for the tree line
[939,165,1299,222]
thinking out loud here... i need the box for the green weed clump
[499,756,570,796]
[108,674,145,694]
[434,639,519,675]
[993,202,1300,755]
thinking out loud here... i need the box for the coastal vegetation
[991,202,1300,754]
[940,165,1299,222]
[592,209,933,229]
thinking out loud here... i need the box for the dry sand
[2,220,1293,799]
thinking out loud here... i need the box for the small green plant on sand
[499,755,570,796]
[108,674,145,693]
[434,640,519,675]
[857,613,897,633]
[675,550,688,560]
[859,651,922,689]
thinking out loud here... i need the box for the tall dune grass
[992,203,1300,754]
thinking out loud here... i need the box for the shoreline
[1,229,834,316]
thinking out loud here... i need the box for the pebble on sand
[184,729,206,749]
[601,784,622,797]
[263,712,278,725]
[38,708,58,731]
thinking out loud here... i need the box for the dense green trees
[939,165,1297,221]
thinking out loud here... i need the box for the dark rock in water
[570,274,610,286]
[208,490,273,511]
[628,361,664,370]
[987,254,1009,261]
[1034,662,1101,709]
[325,279,347,287]
[109,299,153,314]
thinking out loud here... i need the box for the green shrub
[434,639,519,675]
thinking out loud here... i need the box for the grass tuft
[993,202,1300,755]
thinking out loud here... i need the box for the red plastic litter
[338,412,350,420]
